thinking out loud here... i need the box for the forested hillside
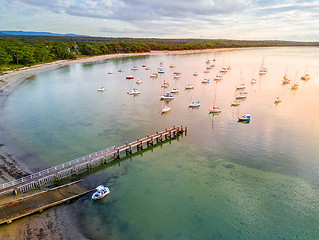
[0,35,318,72]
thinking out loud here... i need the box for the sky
[0,0,319,41]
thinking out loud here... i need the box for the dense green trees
[0,35,318,72]
[0,38,76,72]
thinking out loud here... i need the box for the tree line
[0,35,318,72]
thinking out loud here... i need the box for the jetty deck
[0,126,187,196]
[0,180,92,225]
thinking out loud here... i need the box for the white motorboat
[131,66,138,70]
[136,79,143,84]
[236,84,246,90]
[251,79,257,84]
[161,107,171,113]
[220,67,227,73]
[150,73,158,78]
[92,185,110,200]
[301,74,310,81]
[274,97,282,104]
[290,83,299,90]
[236,92,247,99]
[160,93,174,100]
[231,101,240,106]
[98,87,105,92]
[185,84,194,89]
[127,88,140,95]
[209,107,222,114]
[214,75,223,81]
[161,81,169,88]
[171,88,179,93]
[189,101,200,108]
[202,79,210,83]
[238,114,251,122]
[193,72,199,76]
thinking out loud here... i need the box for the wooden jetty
[0,180,92,225]
[0,126,187,196]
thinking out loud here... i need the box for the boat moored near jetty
[92,185,110,200]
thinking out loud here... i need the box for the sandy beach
[0,49,217,239]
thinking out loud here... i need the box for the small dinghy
[98,87,105,92]
[92,185,110,200]
[161,107,171,113]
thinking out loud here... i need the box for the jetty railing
[0,146,115,191]
[0,126,187,196]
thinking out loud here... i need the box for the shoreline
[0,48,220,239]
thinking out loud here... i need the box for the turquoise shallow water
[1,47,319,239]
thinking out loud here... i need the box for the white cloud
[1,0,319,40]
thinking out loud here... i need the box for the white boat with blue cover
[127,88,140,95]
[160,93,174,100]
[189,101,200,108]
[92,185,110,200]
[238,114,251,121]
[171,88,179,93]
